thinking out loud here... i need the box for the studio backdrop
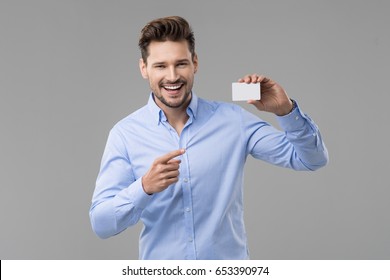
[1,0,389,259]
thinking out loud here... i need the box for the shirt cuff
[276,101,307,132]
[126,177,153,210]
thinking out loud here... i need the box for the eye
[177,62,188,68]
[154,64,165,69]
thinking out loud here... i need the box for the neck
[156,95,191,136]
[166,108,189,136]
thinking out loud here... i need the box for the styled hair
[138,16,195,63]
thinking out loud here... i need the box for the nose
[166,66,179,82]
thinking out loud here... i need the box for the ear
[193,53,199,74]
[139,58,148,79]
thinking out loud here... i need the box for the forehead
[146,40,191,63]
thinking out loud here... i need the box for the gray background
[1,0,389,259]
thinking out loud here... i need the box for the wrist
[141,177,153,195]
[276,99,295,116]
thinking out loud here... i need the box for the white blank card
[232,83,261,101]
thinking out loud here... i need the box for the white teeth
[164,85,181,90]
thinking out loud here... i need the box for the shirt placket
[180,128,196,259]
[163,119,196,259]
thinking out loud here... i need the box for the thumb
[247,99,264,110]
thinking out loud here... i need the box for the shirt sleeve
[242,101,329,171]
[89,127,152,239]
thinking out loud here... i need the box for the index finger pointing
[156,149,185,164]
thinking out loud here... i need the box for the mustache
[159,79,186,86]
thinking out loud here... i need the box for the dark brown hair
[138,16,195,63]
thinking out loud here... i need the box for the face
[139,40,198,110]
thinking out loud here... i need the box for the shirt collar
[147,92,199,125]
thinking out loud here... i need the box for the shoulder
[198,97,269,130]
[197,97,243,115]
[111,104,150,134]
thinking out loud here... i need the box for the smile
[162,84,184,91]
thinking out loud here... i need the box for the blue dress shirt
[90,92,328,259]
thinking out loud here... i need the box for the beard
[154,89,191,108]
[153,78,192,109]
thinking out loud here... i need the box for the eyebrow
[151,59,191,66]
[176,59,190,63]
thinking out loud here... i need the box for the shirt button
[295,116,299,121]
[183,178,189,183]
[188,238,193,242]
[185,207,191,212]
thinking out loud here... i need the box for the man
[89,16,328,259]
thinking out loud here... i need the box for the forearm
[245,101,328,171]
[276,102,328,170]
[90,177,152,239]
